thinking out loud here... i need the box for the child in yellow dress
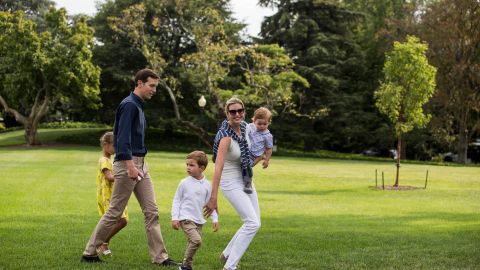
[96,132,128,256]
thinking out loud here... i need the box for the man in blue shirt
[81,69,177,266]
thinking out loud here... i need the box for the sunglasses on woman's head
[228,108,245,115]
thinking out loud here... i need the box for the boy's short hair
[186,151,208,169]
[134,68,159,86]
[99,131,113,146]
[252,107,272,122]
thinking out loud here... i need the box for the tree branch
[33,95,50,128]
[0,94,27,125]
[159,80,212,147]
[179,119,212,147]
[29,90,42,119]
[160,80,181,120]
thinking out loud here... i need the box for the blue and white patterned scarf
[213,119,253,181]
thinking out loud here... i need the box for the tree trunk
[2,91,52,146]
[24,120,40,145]
[457,125,468,164]
[179,120,213,148]
[161,81,213,148]
[394,134,401,187]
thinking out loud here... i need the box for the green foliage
[260,0,375,152]
[91,0,243,126]
[100,1,307,147]
[54,127,207,152]
[236,44,310,113]
[375,35,437,135]
[0,0,54,13]
[0,0,55,28]
[0,8,101,144]
[374,35,436,185]
[181,6,237,120]
[420,0,480,163]
[38,121,111,129]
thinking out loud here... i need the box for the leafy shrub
[55,129,111,146]
[0,126,23,134]
[145,129,211,153]
[40,122,111,129]
[54,128,211,152]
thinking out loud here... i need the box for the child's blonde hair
[252,107,272,122]
[186,151,208,169]
[99,131,114,147]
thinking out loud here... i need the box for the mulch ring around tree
[369,185,423,191]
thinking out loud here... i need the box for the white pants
[221,184,261,270]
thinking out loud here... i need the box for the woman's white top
[220,134,250,191]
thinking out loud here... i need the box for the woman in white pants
[204,97,261,270]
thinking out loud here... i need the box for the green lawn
[0,144,479,269]
[0,128,108,146]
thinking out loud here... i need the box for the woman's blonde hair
[99,131,114,147]
[224,97,245,116]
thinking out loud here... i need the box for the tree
[0,0,54,15]
[0,9,101,144]
[259,0,372,152]
[1,0,55,31]
[345,0,426,76]
[235,44,310,112]
[177,7,309,146]
[374,35,436,186]
[103,1,306,147]
[420,0,480,163]
[345,0,432,157]
[181,7,309,117]
[91,0,243,126]
[105,2,216,146]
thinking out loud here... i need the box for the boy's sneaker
[154,258,178,267]
[80,255,103,263]
[179,264,193,270]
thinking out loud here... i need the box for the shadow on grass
[258,189,356,196]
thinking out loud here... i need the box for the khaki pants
[83,157,169,263]
[180,220,203,266]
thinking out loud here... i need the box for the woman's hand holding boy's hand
[172,220,180,230]
[203,197,217,217]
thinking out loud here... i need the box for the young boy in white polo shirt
[172,151,219,270]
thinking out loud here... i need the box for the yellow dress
[96,156,128,219]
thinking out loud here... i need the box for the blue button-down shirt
[114,92,147,161]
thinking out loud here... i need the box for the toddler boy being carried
[244,107,273,194]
